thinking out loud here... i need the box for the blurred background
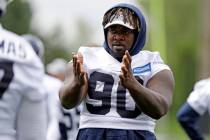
[1,0,210,139]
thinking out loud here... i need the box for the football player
[22,34,62,140]
[46,58,81,140]
[0,1,47,140]
[177,78,210,140]
[23,33,81,140]
[59,3,174,140]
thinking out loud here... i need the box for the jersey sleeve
[187,81,210,115]
[150,52,171,79]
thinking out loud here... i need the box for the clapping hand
[119,50,136,88]
[72,52,87,86]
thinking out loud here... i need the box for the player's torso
[78,47,169,132]
[44,75,81,140]
[0,27,44,137]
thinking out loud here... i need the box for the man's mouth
[113,45,125,51]
[112,42,125,50]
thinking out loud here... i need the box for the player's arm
[177,103,204,140]
[59,53,88,109]
[120,51,174,119]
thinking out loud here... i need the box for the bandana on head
[103,7,140,31]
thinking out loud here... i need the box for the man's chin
[113,50,124,57]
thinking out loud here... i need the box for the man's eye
[109,28,133,35]
[109,30,117,34]
[124,31,130,35]
[124,29,133,34]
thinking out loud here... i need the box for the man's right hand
[72,52,87,86]
[59,52,88,109]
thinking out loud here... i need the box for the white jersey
[58,106,81,140]
[0,25,47,140]
[187,78,210,115]
[44,75,61,140]
[45,75,80,140]
[78,46,171,133]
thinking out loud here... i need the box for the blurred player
[22,34,80,140]
[44,59,64,140]
[177,78,210,140]
[0,1,47,140]
[46,58,67,81]
[21,34,62,140]
[46,58,81,140]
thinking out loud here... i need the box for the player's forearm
[128,81,170,119]
[59,82,86,109]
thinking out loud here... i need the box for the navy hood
[102,3,146,59]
